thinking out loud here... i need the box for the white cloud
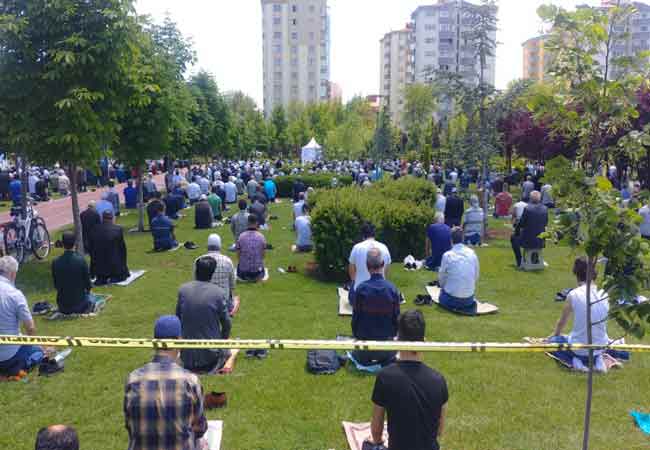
[136,0,604,108]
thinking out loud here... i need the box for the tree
[0,0,141,253]
[188,71,231,161]
[403,83,436,153]
[531,3,650,449]
[372,107,393,161]
[270,105,289,156]
[115,16,196,232]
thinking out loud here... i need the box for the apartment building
[411,0,497,87]
[522,35,550,82]
[379,25,415,127]
[261,0,331,116]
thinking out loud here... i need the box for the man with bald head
[35,425,79,450]
[511,190,549,268]
[351,247,401,367]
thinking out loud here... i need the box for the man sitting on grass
[124,316,207,449]
[462,195,484,246]
[236,215,266,281]
[365,310,448,450]
[146,192,164,227]
[351,248,400,368]
[151,203,178,252]
[548,257,610,373]
[207,187,223,221]
[438,227,479,315]
[194,195,214,230]
[249,197,267,229]
[89,211,130,285]
[0,256,44,377]
[230,199,249,251]
[194,234,238,315]
[178,257,232,373]
[294,204,313,252]
[425,213,451,271]
[348,222,391,303]
[52,232,101,315]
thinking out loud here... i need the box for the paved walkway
[0,175,166,231]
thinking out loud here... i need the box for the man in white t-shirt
[639,202,650,238]
[511,199,528,225]
[550,257,609,373]
[348,222,391,303]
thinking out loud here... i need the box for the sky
[135,0,605,108]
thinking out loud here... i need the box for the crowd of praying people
[0,157,642,450]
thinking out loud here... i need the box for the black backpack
[306,350,343,375]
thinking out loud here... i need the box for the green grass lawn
[1,198,649,450]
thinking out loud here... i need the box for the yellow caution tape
[0,335,647,352]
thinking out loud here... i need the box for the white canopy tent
[301,138,323,165]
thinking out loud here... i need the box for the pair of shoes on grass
[414,295,433,306]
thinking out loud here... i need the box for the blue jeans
[465,233,481,246]
[0,345,44,376]
[439,289,477,315]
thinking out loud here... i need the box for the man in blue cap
[124,315,207,450]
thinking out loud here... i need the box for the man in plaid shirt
[124,316,207,450]
[236,215,266,281]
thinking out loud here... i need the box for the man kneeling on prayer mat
[351,247,400,367]
[124,316,208,448]
[0,256,44,377]
[177,257,232,373]
[236,215,266,281]
[194,194,214,229]
[52,232,102,314]
[365,310,448,450]
[89,211,130,285]
[548,257,610,373]
[438,227,479,314]
[194,234,238,316]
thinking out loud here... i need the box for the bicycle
[3,198,51,264]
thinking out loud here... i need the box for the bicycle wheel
[3,224,25,263]
[30,219,51,260]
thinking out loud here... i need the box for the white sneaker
[572,357,589,372]
[594,355,608,373]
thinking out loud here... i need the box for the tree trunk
[482,157,489,241]
[68,164,84,254]
[136,165,145,232]
[581,255,596,450]
[20,155,28,220]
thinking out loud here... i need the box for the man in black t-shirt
[366,310,448,450]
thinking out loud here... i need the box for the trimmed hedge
[311,177,437,280]
[274,174,353,198]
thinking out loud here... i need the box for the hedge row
[311,177,437,280]
[274,174,353,198]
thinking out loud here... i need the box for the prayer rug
[426,286,498,315]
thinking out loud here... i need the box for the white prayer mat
[426,285,498,315]
[342,421,388,450]
[338,288,352,316]
[112,270,146,287]
[237,268,269,283]
[197,421,223,450]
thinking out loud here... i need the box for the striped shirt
[124,355,207,450]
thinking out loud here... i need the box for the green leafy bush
[312,177,437,280]
[274,174,353,198]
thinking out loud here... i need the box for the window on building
[309,32,315,41]
[292,5,297,13]
[291,86,299,96]
[425,50,436,57]
[308,57,316,66]
[440,64,450,71]
[309,85,316,95]
[291,72,298,80]
[309,45,316,54]
[273,17,281,25]
[273,4,281,12]
[292,18,297,26]
[291,46,298,54]
[321,67,327,74]
[291,57,298,67]
[291,32,298,40]
[643,26,649,32]
[274,71,282,80]
[440,24,453,32]
[440,10,450,18]
[274,57,282,66]
[441,38,453,45]
[309,4,316,13]
[426,10,435,17]
[424,24,436,31]
[273,45,282,54]
[273,32,282,39]
[424,37,435,44]
[309,72,316,81]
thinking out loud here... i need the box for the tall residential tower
[261,0,331,116]
[379,25,415,127]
